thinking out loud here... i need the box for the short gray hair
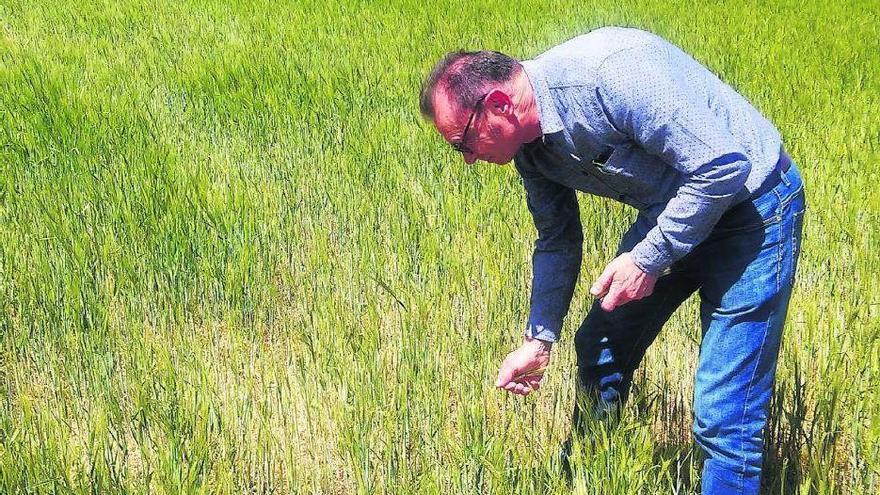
[418,50,520,120]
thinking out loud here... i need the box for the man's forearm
[630,155,751,275]
[525,244,582,342]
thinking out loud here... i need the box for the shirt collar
[520,59,565,135]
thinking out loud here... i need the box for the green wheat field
[1,0,878,493]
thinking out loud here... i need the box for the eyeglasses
[450,93,489,155]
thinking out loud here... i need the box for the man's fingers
[495,367,513,388]
[504,382,533,395]
[500,375,543,396]
[601,285,628,312]
[495,359,521,388]
[503,381,524,393]
[515,383,533,395]
[512,365,547,381]
[524,375,542,391]
[591,263,616,298]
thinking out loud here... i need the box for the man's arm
[516,154,583,343]
[495,154,582,395]
[594,44,752,276]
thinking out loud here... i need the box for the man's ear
[484,89,513,116]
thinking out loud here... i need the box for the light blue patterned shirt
[515,27,783,342]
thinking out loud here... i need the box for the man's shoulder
[528,27,668,88]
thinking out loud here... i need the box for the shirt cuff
[629,236,673,276]
[524,321,560,343]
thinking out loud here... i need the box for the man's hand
[591,252,658,312]
[495,336,552,396]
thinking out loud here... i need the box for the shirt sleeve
[514,152,583,343]
[595,45,752,275]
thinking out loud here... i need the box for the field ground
[1,0,879,493]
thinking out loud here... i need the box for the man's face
[432,89,522,165]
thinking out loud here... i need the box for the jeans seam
[776,183,804,209]
[737,302,775,487]
[773,190,785,292]
[738,191,786,484]
[791,206,805,286]
[736,210,783,485]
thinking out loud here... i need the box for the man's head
[419,50,540,165]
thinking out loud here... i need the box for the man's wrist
[524,322,560,344]
[524,335,553,354]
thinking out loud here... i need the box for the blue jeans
[573,159,805,494]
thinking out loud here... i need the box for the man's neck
[511,69,544,144]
